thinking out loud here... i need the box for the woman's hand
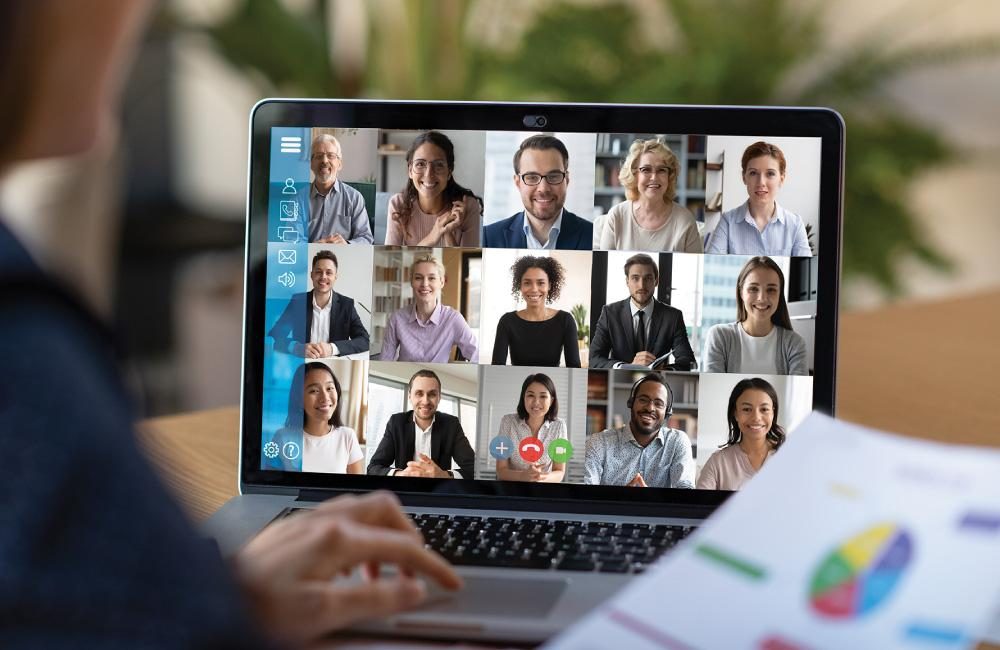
[233,492,462,646]
[437,200,464,246]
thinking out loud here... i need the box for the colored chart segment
[809,523,913,619]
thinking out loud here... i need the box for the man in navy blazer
[589,253,696,369]
[268,250,369,357]
[483,135,593,250]
[367,370,476,478]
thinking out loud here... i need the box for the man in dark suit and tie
[268,250,370,358]
[367,369,476,478]
[482,135,593,250]
[589,253,696,369]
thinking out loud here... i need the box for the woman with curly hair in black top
[491,255,581,367]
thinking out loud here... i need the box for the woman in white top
[697,378,786,490]
[598,138,703,253]
[495,373,568,482]
[385,131,482,247]
[268,362,364,474]
[702,256,808,375]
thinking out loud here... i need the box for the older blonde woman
[599,139,703,253]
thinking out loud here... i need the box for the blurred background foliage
[176,0,1000,293]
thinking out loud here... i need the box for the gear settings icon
[263,441,280,459]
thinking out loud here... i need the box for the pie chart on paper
[809,522,914,619]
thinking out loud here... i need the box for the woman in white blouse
[697,378,786,490]
[495,373,568,483]
[267,362,364,474]
[598,138,703,253]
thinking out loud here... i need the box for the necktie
[636,310,646,352]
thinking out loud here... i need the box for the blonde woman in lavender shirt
[379,254,479,362]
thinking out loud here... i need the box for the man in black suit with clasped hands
[589,253,696,369]
[368,369,476,479]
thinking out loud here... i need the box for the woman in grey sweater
[703,256,808,375]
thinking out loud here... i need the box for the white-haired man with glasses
[483,135,593,250]
[305,134,374,244]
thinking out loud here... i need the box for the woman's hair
[510,255,566,303]
[516,373,559,422]
[286,362,343,429]
[396,131,483,239]
[735,256,793,330]
[618,139,680,203]
[723,377,786,450]
[740,141,787,177]
[410,253,446,280]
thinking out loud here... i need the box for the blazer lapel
[430,419,444,469]
[401,415,416,469]
[650,301,667,351]
[619,300,637,353]
[304,290,314,339]
[509,213,526,248]
[328,291,341,340]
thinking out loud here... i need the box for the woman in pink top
[697,377,786,491]
[385,131,482,247]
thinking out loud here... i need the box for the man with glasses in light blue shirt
[483,135,593,250]
[584,373,695,489]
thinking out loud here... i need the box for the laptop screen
[244,101,842,508]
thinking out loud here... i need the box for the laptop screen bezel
[240,99,843,512]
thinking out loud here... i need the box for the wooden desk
[138,290,1000,647]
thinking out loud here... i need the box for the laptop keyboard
[413,514,694,573]
[282,508,694,573]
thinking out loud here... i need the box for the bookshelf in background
[370,247,421,355]
[594,134,708,222]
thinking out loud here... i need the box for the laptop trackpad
[420,575,566,618]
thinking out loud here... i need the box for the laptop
[204,99,844,643]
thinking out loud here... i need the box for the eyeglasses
[633,395,667,411]
[518,171,567,186]
[311,152,341,161]
[637,165,671,177]
[411,159,448,173]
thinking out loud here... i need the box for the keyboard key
[599,560,630,573]
[558,557,596,571]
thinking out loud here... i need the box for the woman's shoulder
[708,321,739,336]
[555,309,576,325]
[672,201,696,221]
[607,200,630,218]
[388,304,412,321]
[720,201,749,222]
[499,413,520,425]
[331,425,357,439]
[778,324,807,344]
[776,202,804,223]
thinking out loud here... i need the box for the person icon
[282,177,297,194]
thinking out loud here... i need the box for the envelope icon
[277,249,297,264]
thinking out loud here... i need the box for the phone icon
[519,437,544,464]
[279,200,299,221]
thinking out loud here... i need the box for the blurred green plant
[571,303,589,342]
[177,0,1000,293]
